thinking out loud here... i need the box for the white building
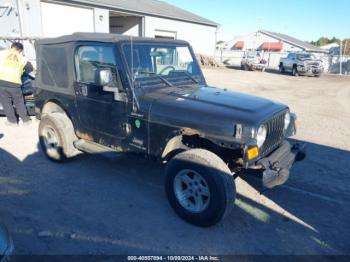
[220,30,329,70]
[0,0,219,60]
[321,43,340,55]
[227,30,327,54]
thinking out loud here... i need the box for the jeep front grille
[260,111,286,157]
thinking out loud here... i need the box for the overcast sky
[164,0,350,42]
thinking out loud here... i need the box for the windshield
[123,43,201,85]
[244,51,261,59]
[297,53,314,59]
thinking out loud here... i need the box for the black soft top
[34,32,191,92]
[36,32,189,46]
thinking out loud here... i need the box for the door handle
[80,85,88,96]
[75,83,88,96]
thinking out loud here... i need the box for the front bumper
[297,65,323,75]
[249,63,266,71]
[257,140,305,188]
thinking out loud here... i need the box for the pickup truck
[279,52,323,77]
[241,51,267,71]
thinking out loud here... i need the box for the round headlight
[284,111,291,130]
[256,125,267,148]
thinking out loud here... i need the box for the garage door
[41,2,94,37]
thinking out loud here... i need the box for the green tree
[317,37,330,46]
[330,37,340,44]
[310,37,341,47]
[309,37,350,54]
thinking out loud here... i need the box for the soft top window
[41,46,69,88]
[75,45,119,87]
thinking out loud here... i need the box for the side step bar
[74,139,119,154]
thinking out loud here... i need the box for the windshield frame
[119,40,205,87]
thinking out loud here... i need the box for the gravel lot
[0,69,349,255]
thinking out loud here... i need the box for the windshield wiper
[172,70,199,84]
[137,71,173,87]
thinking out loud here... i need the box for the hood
[140,85,287,141]
[171,86,279,113]
[298,57,322,63]
[297,58,322,67]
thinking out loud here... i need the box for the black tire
[279,63,285,73]
[39,113,79,162]
[165,149,236,227]
[292,66,299,76]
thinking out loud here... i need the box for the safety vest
[0,48,27,85]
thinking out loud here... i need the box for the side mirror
[98,69,113,87]
[96,68,126,102]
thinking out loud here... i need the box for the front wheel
[165,149,236,227]
[292,66,299,76]
[39,113,79,162]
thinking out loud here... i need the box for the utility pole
[339,39,342,75]
[15,0,23,38]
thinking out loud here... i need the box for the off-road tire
[279,63,285,73]
[292,66,299,76]
[165,149,236,227]
[39,113,79,162]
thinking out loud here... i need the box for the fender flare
[161,135,186,160]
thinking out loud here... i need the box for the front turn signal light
[294,119,299,129]
[247,146,259,160]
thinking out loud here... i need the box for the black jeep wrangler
[34,33,305,227]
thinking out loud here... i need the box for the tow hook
[292,142,306,162]
[262,166,289,189]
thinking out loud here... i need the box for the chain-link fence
[328,55,350,75]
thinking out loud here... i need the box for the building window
[154,30,177,40]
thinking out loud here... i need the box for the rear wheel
[39,113,79,162]
[279,63,285,73]
[165,149,236,227]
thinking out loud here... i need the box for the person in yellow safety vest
[0,42,32,126]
